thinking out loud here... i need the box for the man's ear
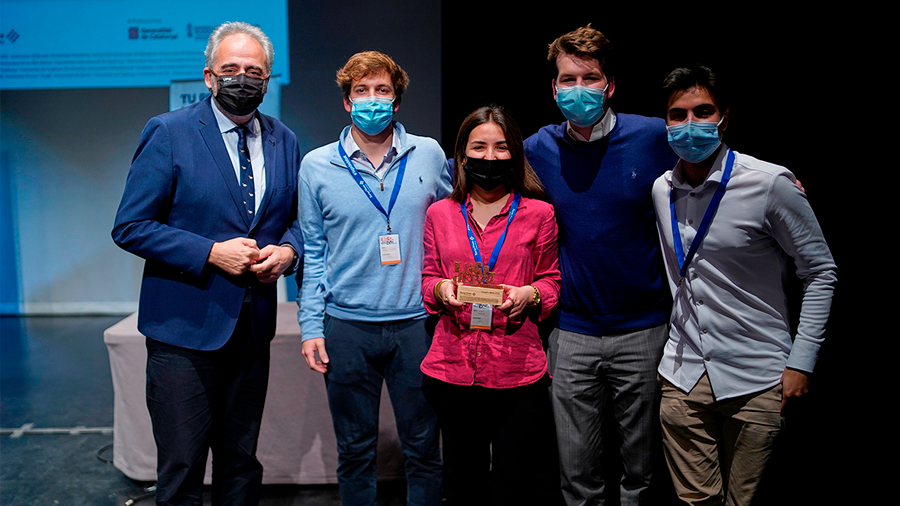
[204,68,215,92]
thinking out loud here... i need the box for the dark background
[439,5,872,505]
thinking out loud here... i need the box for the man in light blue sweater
[297,51,450,506]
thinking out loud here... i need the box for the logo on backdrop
[1,30,21,44]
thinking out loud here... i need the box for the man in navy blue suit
[112,21,301,506]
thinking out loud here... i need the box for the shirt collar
[670,143,731,190]
[341,123,402,157]
[566,108,617,142]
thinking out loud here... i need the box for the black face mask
[213,73,267,116]
[463,157,516,192]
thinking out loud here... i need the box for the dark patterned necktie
[235,125,255,217]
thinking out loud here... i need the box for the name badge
[470,303,493,330]
[379,234,401,265]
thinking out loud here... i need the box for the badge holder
[457,193,521,331]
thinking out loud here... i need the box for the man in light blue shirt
[651,65,837,506]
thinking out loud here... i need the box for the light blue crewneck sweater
[298,123,452,339]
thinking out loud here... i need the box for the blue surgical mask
[350,97,394,135]
[555,85,607,128]
[666,118,723,163]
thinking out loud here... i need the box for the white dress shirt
[342,124,402,179]
[652,145,837,400]
[212,102,266,213]
[566,108,617,142]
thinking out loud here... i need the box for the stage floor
[0,315,406,506]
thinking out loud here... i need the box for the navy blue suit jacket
[113,98,302,351]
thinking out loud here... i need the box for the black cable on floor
[124,484,156,506]
[96,442,114,464]
[95,443,157,505]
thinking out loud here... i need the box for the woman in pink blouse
[421,105,561,506]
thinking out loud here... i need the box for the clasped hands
[436,279,534,319]
[207,237,294,283]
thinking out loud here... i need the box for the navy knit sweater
[524,114,679,335]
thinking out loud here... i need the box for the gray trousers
[549,324,668,506]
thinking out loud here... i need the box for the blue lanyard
[670,149,734,278]
[461,193,521,273]
[338,140,407,233]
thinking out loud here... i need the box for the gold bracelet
[526,285,541,307]
[434,279,450,301]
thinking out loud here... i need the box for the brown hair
[449,105,549,203]
[335,51,410,105]
[547,24,614,79]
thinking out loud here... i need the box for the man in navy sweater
[523,25,678,506]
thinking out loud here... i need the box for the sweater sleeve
[530,203,562,321]
[297,171,328,340]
